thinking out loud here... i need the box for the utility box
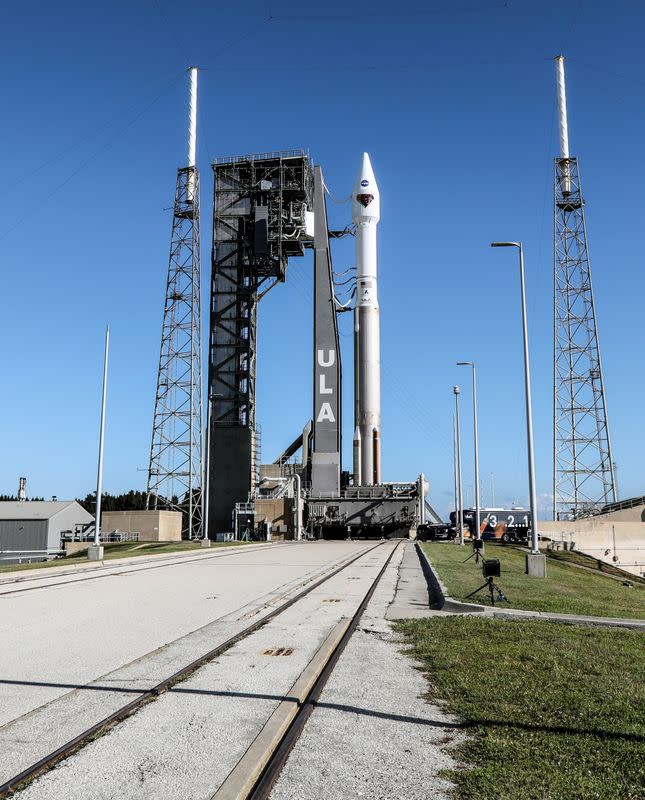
[255,497,294,539]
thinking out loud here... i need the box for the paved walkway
[269,543,461,800]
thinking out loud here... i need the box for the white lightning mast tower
[147,67,203,537]
[553,55,616,520]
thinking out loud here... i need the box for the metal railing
[212,149,307,165]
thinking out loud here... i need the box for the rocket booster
[353,153,381,485]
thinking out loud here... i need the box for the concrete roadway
[10,542,398,799]
[0,541,372,729]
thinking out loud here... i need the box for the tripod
[465,576,509,607]
[464,544,484,564]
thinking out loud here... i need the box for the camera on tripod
[465,557,508,606]
[464,537,485,564]
[482,558,500,578]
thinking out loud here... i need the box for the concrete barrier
[415,543,485,613]
[540,520,645,578]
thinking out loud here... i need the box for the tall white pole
[472,365,481,541]
[517,244,540,555]
[94,325,109,547]
[187,66,198,205]
[454,385,464,546]
[453,414,458,535]
[202,393,211,542]
[491,241,544,573]
[188,67,198,168]
[555,55,569,159]
[457,362,480,540]
[555,55,571,194]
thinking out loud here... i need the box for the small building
[0,501,94,558]
[101,510,182,542]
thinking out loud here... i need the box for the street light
[491,242,544,576]
[453,385,464,546]
[457,361,481,541]
[89,324,109,562]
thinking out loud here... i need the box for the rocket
[352,153,381,485]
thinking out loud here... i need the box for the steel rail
[246,541,401,800]
[0,541,385,798]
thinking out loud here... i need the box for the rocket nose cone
[352,151,380,223]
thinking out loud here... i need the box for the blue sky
[0,1,643,518]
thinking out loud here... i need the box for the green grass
[396,616,645,800]
[423,542,645,619]
[0,540,249,574]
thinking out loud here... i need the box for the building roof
[600,495,645,515]
[0,501,93,521]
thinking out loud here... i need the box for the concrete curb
[414,543,485,614]
[489,608,645,631]
[212,619,350,799]
[415,543,645,631]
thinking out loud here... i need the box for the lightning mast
[553,55,616,520]
[147,67,203,538]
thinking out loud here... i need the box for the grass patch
[396,616,645,800]
[0,540,249,574]
[423,542,645,619]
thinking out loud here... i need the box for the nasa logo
[360,179,369,187]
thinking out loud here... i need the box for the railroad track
[227,541,401,800]
[0,540,399,798]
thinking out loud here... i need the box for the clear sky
[1,1,643,519]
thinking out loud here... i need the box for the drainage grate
[322,598,341,603]
[262,647,294,656]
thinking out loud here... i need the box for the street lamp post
[457,361,481,541]
[201,393,212,547]
[89,324,109,562]
[454,385,464,545]
[491,241,545,577]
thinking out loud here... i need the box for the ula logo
[360,179,369,187]
[317,349,336,423]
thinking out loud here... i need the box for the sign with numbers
[451,508,531,538]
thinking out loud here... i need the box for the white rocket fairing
[353,152,381,485]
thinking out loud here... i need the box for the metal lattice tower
[147,68,203,537]
[553,56,616,521]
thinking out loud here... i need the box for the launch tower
[208,151,314,533]
[553,56,616,520]
[147,68,203,537]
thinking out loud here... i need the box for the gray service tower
[206,150,435,538]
